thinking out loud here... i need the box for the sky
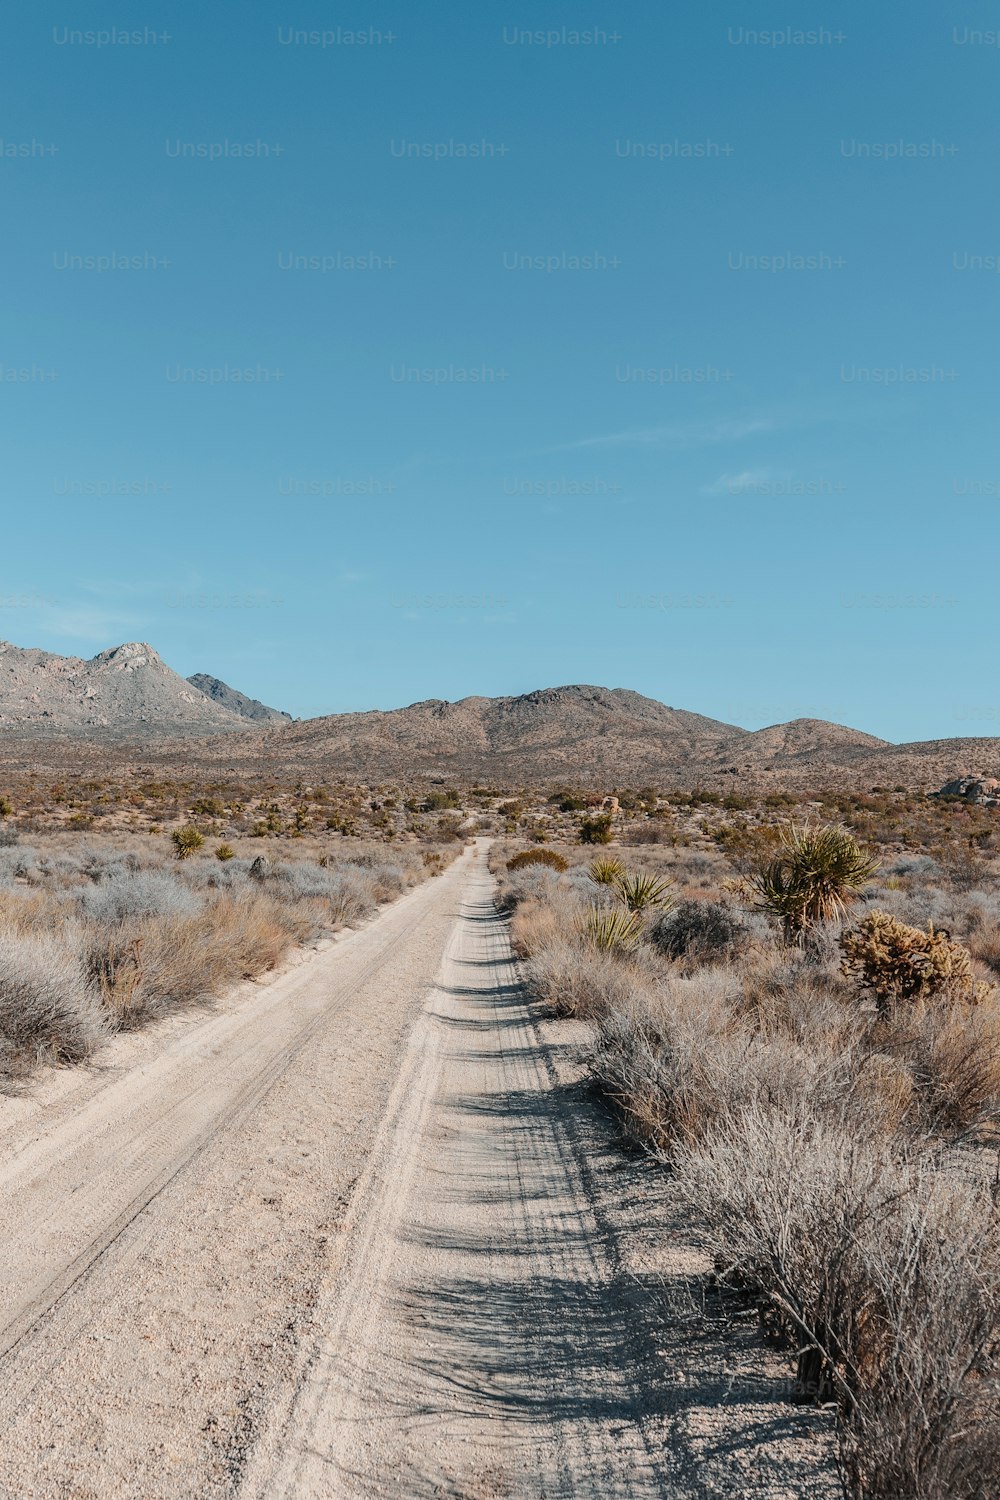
[2,1,998,742]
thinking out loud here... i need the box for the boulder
[933,776,1000,805]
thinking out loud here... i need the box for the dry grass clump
[526,940,658,1022]
[85,890,315,1029]
[0,925,106,1076]
[0,836,446,1082]
[677,1109,1000,1500]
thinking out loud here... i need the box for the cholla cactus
[840,909,983,1012]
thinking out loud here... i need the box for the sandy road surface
[0,843,835,1499]
[241,855,836,1500]
[0,846,476,1497]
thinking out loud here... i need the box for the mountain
[220,684,747,781]
[180,686,893,784]
[0,641,244,738]
[187,673,291,725]
[1,638,996,791]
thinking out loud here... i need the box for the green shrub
[171,826,205,860]
[579,814,613,845]
[507,848,568,873]
[191,796,226,817]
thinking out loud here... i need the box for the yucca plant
[171,825,205,861]
[614,871,674,915]
[581,905,643,952]
[744,822,879,944]
[589,856,626,885]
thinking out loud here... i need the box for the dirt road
[0,843,834,1499]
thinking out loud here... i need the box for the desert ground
[0,774,996,1498]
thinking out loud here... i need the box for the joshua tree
[744,823,879,944]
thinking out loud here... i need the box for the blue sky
[2,1,998,741]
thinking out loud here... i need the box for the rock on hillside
[931,776,1000,805]
[0,641,245,738]
[187,673,291,725]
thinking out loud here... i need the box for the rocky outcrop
[187,674,291,725]
[0,640,245,738]
[932,776,1000,805]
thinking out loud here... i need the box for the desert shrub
[614,871,673,915]
[0,925,105,1075]
[622,821,671,846]
[743,823,879,943]
[507,848,569,873]
[581,905,642,953]
[588,970,865,1153]
[525,938,653,1020]
[171,826,205,860]
[840,910,982,1014]
[648,897,755,965]
[364,860,408,901]
[589,856,625,885]
[883,854,941,881]
[562,865,601,900]
[677,1110,1000,1500]
[273,862,377,923]
[0,847,38,884]
[79,870,201,926]
[868,994,1000,1138]
[579,814,613,845]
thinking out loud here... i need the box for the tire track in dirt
[0,847,475,1391]
[241,852,685,1499]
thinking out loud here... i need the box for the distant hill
[187,673,291,725]
[1,638,997,791]
[740,719,889,763]
[0,641,243,738]
[245,685,736,779]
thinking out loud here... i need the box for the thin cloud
[534,415,776,456]
[31,604,143,646]
[702,468,772,497]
